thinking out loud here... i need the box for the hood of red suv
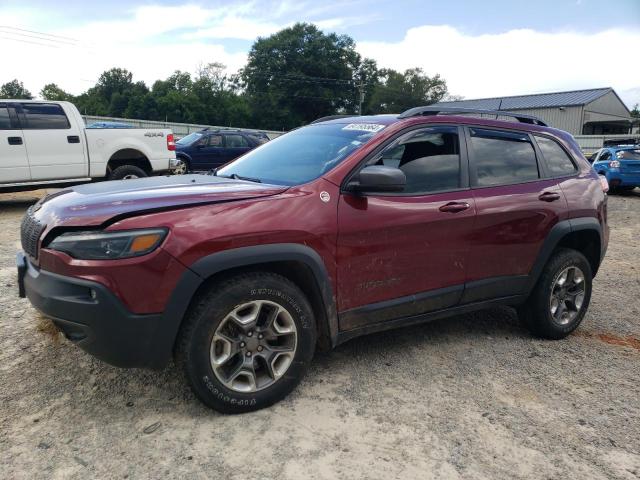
[32,174,288,228]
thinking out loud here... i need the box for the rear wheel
[176,272,316,413]
[108,165,147,180]
[518,248,592,339]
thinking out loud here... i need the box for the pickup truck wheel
[108,165,148,181]
[518,248,592,339]
[176,272,316,413]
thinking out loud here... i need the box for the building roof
[434,87,613,110]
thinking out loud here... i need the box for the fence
[82,115,633,152]
[81,115,283,139]
[573,134,638,154]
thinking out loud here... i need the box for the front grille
[20,207,46,259]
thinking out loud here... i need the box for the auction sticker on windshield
[342,124,386,133]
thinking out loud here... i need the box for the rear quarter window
[534,135,577,176]
[21,103,70,129]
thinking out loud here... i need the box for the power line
[0,25,79,43]
[0,30,75,47]
[0,35,61,48]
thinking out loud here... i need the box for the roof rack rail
[397,106,548,127]
[310,114,354,124]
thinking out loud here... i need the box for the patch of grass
[36,314,62,344]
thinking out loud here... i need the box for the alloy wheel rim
[174,159,187,175]
[122,174,139,179]
[210,300,298,393]
[549,266,585,325]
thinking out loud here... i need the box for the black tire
[108,165,148,181]
[176,272,316,413]
[518,248,592,339]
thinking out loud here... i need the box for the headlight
[47,228,168,260]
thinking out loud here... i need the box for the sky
[1,0,639,107]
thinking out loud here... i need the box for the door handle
[7,136,22,145]
[67,135,80,144]
[439,201,470,213]
[538,192,561,202]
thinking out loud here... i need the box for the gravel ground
[1,189,639,480]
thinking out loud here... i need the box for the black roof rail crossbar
[397,106,548,126]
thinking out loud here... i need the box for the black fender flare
[156,243,338,364]
[526,217,603,292]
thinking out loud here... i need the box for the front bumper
[17,251,170,368]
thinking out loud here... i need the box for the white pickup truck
[1,100,177,191]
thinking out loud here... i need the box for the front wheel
[518,248,593,339]
[173,157,189,175]
[176,272,316,413]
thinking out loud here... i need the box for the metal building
[433,87,632,136]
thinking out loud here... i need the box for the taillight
[609,160,620,168]
[599,175,609,193]
[167,133,176,151]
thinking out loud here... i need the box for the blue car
[174,129,267,174]
[590,145,640,192]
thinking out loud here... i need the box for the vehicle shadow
[19,306,527,417]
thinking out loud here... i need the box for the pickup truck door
[18,103,87,181]
[0,103,30,183]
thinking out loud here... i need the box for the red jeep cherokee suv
[17,107,609,413]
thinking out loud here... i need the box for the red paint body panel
[336,191,475,311]
[467,179,566,281]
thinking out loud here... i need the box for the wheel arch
[528,218,603,292]
[107,149,152,175]
[161,244,338,361]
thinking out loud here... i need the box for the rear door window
[534,135,577,176]
[21,103,70,129]
[469,128,539,187]
[0,103,11,129]
[225,134,250,148]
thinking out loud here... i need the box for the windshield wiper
[216,172,262,183]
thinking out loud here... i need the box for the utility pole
[358,80,365,116]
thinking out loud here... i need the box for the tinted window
[0,104,11,129]
[373,126,460,193]
[535,135,577,176]
[617,149,640,160]
[207,135,223,147]
[599,150,611,161]
[22,103,70,129]
[217,123,382,186]
[470,128,539,186]
[225,134,249,148]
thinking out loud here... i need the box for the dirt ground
[1,189,639,480]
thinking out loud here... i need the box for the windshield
[216,123,384,185]
[176,132,203,145]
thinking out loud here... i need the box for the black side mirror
[347,165,406,193]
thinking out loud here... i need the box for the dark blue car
[590,145,640,192]
[174,129,268,173]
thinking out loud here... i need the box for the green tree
[1,79,33,99]
[40,83,73,101]
[242,23,361,130]
[368,68,447,114]
[631,103,639,118]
